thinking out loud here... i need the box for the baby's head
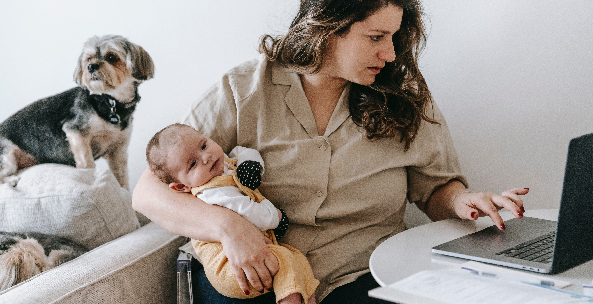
[146,123,225,192]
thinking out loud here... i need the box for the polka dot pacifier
[236,160,262,190]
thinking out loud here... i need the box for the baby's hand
[237,160,262,190]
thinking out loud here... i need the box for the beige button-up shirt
[181,55,467,300]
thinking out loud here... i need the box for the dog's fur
[0,35,154,189]
[0,232,88,291]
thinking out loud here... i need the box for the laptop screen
[551,133,593,273]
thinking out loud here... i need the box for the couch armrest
[0,222,187,304]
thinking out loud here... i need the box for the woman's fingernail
[524,188,529,191]
[500,223,506,230]
[520,206,525,213]
[244,290,250,295]
[470,211,478,219]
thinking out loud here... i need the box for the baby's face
[166,128,225,189]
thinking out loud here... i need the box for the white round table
[369,209,593,294]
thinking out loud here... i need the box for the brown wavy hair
[260,0,436,149]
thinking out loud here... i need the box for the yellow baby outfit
[191,157,319,303]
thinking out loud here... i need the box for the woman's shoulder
[222,55,293,100]
[226,54,266,74]
[219,55,270,98]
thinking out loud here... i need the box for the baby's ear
[169,182,190,193]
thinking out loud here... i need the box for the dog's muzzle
[87,64,100,73]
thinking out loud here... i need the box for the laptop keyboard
[496,232,556,263]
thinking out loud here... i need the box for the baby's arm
[229,146,265,172]
[197,187,280,231]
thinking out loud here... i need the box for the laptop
[432,133,593,274]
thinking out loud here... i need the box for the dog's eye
[106,54,120,63]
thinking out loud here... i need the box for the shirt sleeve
[229,146,265,173]
[179,75,239,154]
[179,57,264,154]
[407,102,469,207]
[196,186,280,231]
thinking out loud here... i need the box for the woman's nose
[378,41,396,62]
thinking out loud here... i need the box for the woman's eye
[370,35,382,42]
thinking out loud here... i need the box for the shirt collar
[271,62,352,137]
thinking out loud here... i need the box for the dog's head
[74,35,154,102]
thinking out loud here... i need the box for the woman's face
[322,4,403,86]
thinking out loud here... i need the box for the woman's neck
[300,73,348,97]
[299,73,348,136]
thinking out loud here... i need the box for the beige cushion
[0,223,186,304]
[0,164,140,249]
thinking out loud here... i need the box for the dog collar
[90,94,138,125]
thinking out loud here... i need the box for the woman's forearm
[421,179,467,221]
[132,167,251,241]
[132,166,280,292]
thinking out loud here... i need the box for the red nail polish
[244,290,250,295]
[470,211,478,219]
[500,223,506,230]
[520,206,525,213]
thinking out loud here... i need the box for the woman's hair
[259,0,435,149]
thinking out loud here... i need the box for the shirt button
[316,191,324,197]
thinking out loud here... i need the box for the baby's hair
[146,123,197,184]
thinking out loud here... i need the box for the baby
[146,123,318,304]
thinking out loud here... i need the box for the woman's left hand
[452,188,529,230]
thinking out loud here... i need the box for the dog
[0,231,88,291]
[0,35,154,189]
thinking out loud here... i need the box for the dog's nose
[87,64,100,73]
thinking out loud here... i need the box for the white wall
[1,1,591,210]
[421,0,593,208]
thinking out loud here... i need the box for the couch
[0,164,430,304]
[0,164,188,304]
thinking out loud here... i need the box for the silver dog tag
[108,99,120,124]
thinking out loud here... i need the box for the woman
[132,0,528,303]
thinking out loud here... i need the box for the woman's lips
[368,67,382,74]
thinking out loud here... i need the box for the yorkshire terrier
[0,231,88,291]
[0,35,154,189]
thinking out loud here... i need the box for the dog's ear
[73,52,85,87]
[131,44,154,81]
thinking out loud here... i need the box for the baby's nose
[202,153,212,164]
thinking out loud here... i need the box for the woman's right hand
[133,167,279,294]
[220,218,279,295]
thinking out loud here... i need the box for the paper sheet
[460,261,572,288]
[374,269,593,304]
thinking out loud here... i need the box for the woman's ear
[169,182,190,193]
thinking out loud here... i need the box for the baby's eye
[201,143,207,150]
[189,160,196,169]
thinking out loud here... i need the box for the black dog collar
[90,94,138,126]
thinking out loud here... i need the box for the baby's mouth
[210,159,219,171]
